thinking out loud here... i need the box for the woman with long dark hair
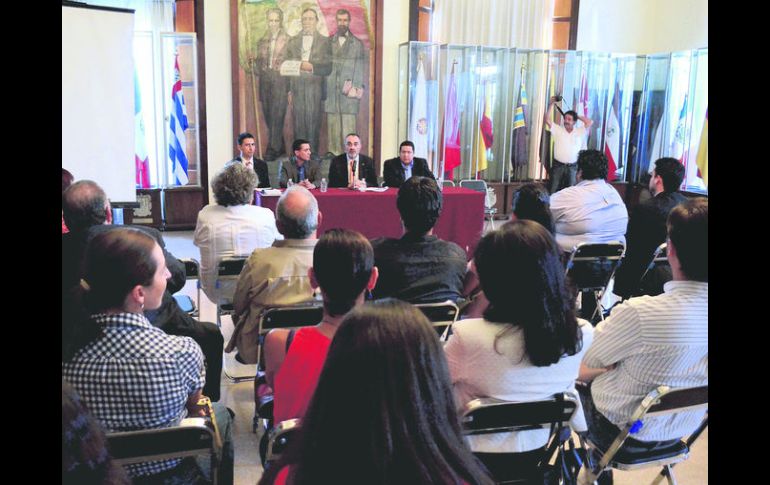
[260,299,493,485]
[445,221,593,480]
[62,228,234,484]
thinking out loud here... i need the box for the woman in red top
[264,228,378,423]
[260,299,494,485]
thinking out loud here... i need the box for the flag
[510,72,529,169]
[577,72,589,118]
[671,95,688,163]
[134,72,150,188]
[169,55,189,186]
[647,117,663,175]
[475,83,493,175]
[442,63,461,178]
[539,71,556,176]
[695,108,708,187]
[603,82,621,182]
[410,58,429,159]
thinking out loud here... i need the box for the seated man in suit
[225,132,271,188]
[328,133,378,189]
[62,180,224,401]
[371,176,467,303]
[382,140,436,188]
[280,139,321,189]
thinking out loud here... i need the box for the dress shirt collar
[273,238,318,248]
[663,280,708,294]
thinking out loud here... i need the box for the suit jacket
[279,158,321,188]
[285,31,332,99]
[227,157,271,188]
[256,29,290,102]
[612,191,688,299]
[328,153,377,188]
[382,157,435,188]
[324,31,367,115]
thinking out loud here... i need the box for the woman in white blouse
[445,220,593,480]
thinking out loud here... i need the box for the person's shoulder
[331,153,346,164]
[360,154,374,164]
[383,157,398,166]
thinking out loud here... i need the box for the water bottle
[287,178,294,188]
[320,178,328,192]
[358,178,367,192]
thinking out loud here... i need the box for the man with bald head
[227,185,323,363]
[62,180,225,401]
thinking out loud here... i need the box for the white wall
[577,0,707,54]
[204,1,234,203]
[380,0,411,161]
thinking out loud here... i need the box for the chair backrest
[413,301,459,339]
[107,421,217,473]
[462,393,578,436]
[214,256,248,303]
[266,418,301,464]
[441,180,455,188]
[565,242,626,291]
[459,179,487,193]
[258,303,324,334]
[181,258,201,280]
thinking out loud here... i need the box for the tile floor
[163,228,707,485]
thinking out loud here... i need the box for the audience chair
[441,180,455,188]
[265,418,301,467]
[107,419,219,485]
[174,258,201,317]
[256,303,324,368]
[565,242,625,324]
[413,301,459,341]
[212,257,249,382]
[460,179,498,232]
[578,385,708,485]
[635,243,671,299]
[462,393,580,484]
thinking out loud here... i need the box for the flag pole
[245,22,263,158]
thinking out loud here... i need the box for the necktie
[350,160,355,185]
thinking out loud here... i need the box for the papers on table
[260,188,282,197]
[363,187,388,192]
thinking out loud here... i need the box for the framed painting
[231,0,380,163]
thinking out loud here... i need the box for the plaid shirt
[62,312,205,477]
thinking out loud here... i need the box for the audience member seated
[445,221,593,480]
[259,299,494,485]
[62,168,74,234]
[371,176,467,303]
[62,379,130,485]
[62,180,224,401]
[227,185,321,364]
[194,163,282,303]
[382,140,436,188]
[462,184,554,318]
[549,149,628,253]
[511,182,554,233]
[578,198,708,484]
[62,228,234,484]
[224,131,272,188]
[264,228,378,422]
[612,157,687,299]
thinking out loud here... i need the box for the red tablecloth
[259,187,485,257]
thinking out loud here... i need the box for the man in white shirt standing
[578,198,708,484]
[545,96,593,194]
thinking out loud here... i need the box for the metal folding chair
[265,418,301,466]
[441,180,455,188]
[212,257,250,382]
[413,301,459,341]
[460,179,497,232]
[635,242,671,298]
[579,385,708,485]
[107,420,219,485]
[565,242,625,323]
[462,393,580,484]
[174,258,201,317]
[256,303,324,368]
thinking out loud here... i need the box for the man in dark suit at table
[280,138,321,189]
[383,140,436,188]
[328,133,377,189]
[225,132,271,188]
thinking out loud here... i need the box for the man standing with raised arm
[544,96,593,194]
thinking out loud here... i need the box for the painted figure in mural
[324,9,367,155]
[256,8,290,161]
[285,8,332,157]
